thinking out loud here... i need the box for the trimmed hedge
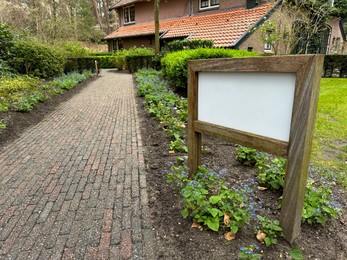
[166,39,213,52]
[65,56,117,73]
[114,47,154,71]
[161,48,260,89]
[126,55,161,73]
[323,55,347,78]
[65,58,97,73]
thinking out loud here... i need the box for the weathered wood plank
[280,54,324,243]
[187,65,201,178]
[189,55,314,73]
[194,121,288,157]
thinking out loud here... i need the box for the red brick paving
[0,70,155,259]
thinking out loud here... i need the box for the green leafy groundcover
[0,71,93,112]
[136,68,344,258]
[161,48,259,90]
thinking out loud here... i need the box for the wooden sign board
[187,55,324,243]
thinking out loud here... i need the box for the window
[200,0,219,9]
[264,30,273,51]
[124,5,135,24]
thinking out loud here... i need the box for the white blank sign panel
[198,72,296,142]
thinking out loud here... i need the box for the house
[104,0,346,54]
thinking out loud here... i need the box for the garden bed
[136,80,347,259]
[0,76,95,148]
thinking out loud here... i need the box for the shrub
[9,40,65,78]
[94,56,117,68]
[161,48,259,89]
[0,60,14,78]
[0,76,41,99]
[323,55,347,78]
[166,39,213,52]
[126,55,160,73]
[114,47,154,70]
[0,23,14,60]
[55,41,90,58]
[65,57,97,73]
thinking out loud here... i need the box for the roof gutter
[109,0,143,11]
[232,0,283,49]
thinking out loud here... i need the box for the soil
[136,94,347,259]
[1,75,346,259]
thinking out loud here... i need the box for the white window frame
[123,5,135,24]
[199,0,219,10]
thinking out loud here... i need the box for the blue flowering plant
[256,215,283,246]
[302,182,341,224]
[167,165,251,235]
[239,244,263,259]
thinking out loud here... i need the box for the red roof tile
[105,3,274,47]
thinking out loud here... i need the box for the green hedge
[65,58,97,73]
[9,40,65,78]
[323,55,347,78]
[166,39,213,52]
[94,56,117,68]
[114,47,154,71]
[126,55,161,73]
[161,48,260,89]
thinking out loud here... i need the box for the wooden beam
[280,55,324,243]
[194,121,288,157]
[187,65,201,178]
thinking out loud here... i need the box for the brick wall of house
[191,0,246,15]
[238,31,267,54]
[118,0,260,26]
[327,18,346,54]
[119,0,190,26]
[122,36,155,49]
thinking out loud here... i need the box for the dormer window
[124,5,135,24]
[200,0,219,10]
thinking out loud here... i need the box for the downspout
[189,0,192,16]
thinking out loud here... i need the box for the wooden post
[187,55,324,242]
[188,64,201,178]
[280,55,324,243]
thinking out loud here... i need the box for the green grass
[311,78,347,187]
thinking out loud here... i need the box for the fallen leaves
[256,230,266,242]
[224,231,236,241]
[224,213,230,226]
[258,186,268,191]
[191,222,203,231]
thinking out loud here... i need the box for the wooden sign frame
[187,55,324,243]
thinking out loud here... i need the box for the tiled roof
[105,3,274,47]
[109,0,142,9]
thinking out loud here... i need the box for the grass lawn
[311,78,347,187]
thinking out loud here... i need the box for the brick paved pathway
[0,70,155,259]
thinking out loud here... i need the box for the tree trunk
[154,0,160,55]
[91,0,104,33]
[102,0,111,34]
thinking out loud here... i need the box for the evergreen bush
[0,23,14,61]
[161,48,259,90]
[166,39,213,52]
[9,40,65,78]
